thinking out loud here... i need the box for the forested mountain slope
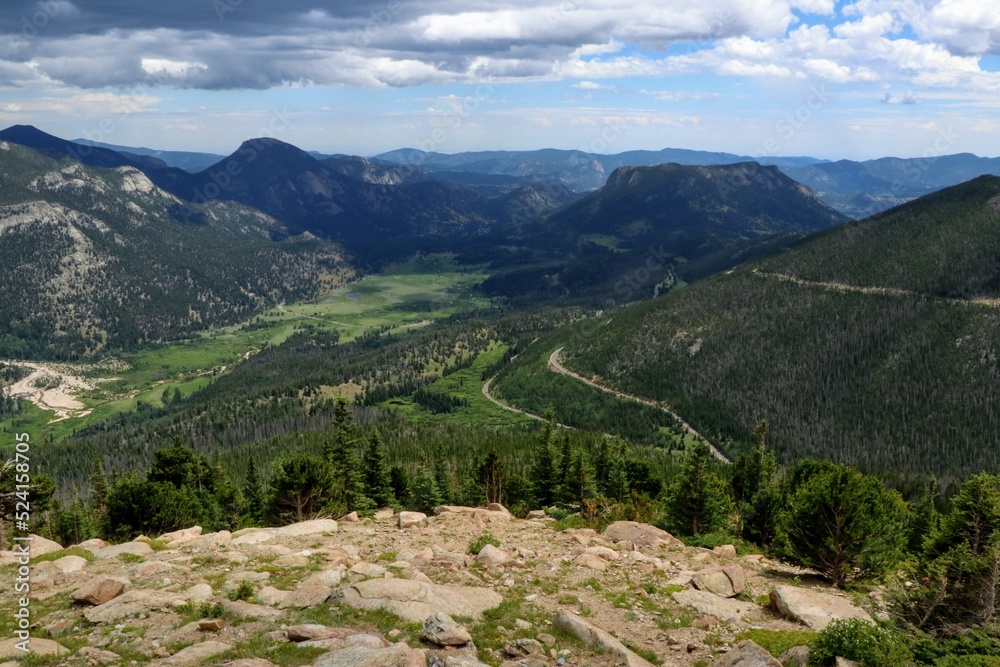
[561,176,1000,475]
[0,141,346,359]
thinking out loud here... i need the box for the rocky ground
[0,505,878,666]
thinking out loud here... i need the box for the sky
[0,0,998,160]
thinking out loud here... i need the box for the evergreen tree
[242,457,266,527]
[558,434,574,501]
[410,466,443,514]
[363,431,396,509]
[389,465,410,508]
[908,477,941,554]
[326,398,374,515]
[531,408,558,507]
[776,460,909,587]
[267,455,335,524]
[89,457,109,514]
[732,420,779,545]
[663,441,734,537]
[567,449,597,505]
[478,450,506,505]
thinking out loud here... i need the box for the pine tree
[568,449,597,505]
[390,466,410,507]
[664,441,734,537]
[242,457,266,527]
[89,457,109,514]
[478,450,506,505]
[557,434,573,500]
[363,431,396,509]
[327,398,374,515]
[531,408,558,507]
[411,466,443,514]
[732,420,779,544]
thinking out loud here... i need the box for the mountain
[72,138,225,172]
[475,162,847,302]
[0,124,171,171]
[0,140,345,358]
[556,175,1000,474]
[784,153,1000,218]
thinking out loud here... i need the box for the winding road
[546,348,731,464]
[481,376,573,429]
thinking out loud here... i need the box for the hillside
[478,162,846,303]
[0,141,346,358]
[554,176,1000,475]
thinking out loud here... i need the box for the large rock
[95,541,154,559]
[154,641,233,666]
[83,589,174,624]
[26,534,64,557]
[672,589,760,624]
[231,530,274,546]
[220,600,283,620]
[52,554,88,574]
[770,585,872,631]
[476,544,508,567]
[341,579,503,622]
[601,521,682,548]
[73,538,107,553]
[72,575,130,606]
[692,564,746,598]
[398,512,426,529]
[273,518,338,537]
[714,640,782,666]
[287,624,338,642]
[553,611,655,667]
[313,643,411,667]
[421,611,472,646]
[0,637,68,658]
[283,580,333,609]
[159,526,202,543]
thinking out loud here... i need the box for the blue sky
[0,0,997,160]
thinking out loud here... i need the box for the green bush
[809,619,912,667]
[468,532,502,555]
[935,657,1000,667]
[735,629,816,658]
[228,580,255,602]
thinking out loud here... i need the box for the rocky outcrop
[672,589,760,624]
[340,579,503,622]
[692,564,746,598]
[601,521,682,548]
[0,637,68,658]
[553,611,656,667]
[420,611,472,646]
[94,541,154,559]
[714,640,782,666]
[770,585,872,631]
[398,512,427,529]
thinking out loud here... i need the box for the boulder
[0,637,68,658]
[553,611,655,667]
[692,564,746,598]
[341,578,503,622]
[72,575,130,606]
[770,585,872,631]
[154,640,233,666]
[287,624,338,642]
[575,553,608,571]
[672,589,759,624]
[601,521,682,548]
[273,518,338,537]
[313,643,411,667]
[714,544,738,558]
[220,600,283,620]
[274,554,311,567]
[73,538,107,553]
[83,589,174,624]
[184,583,214,602]
[95,541,154,559]
[780,646,811,667]
[350,562,387,578]
[160,526,202,543]
[375,508,395,520]
[504,638,544,657]
[256,586,290,606]
[340,512,360,523]
[583,546,620,560]
[421,611,472,646]
[398,512,427,529]
[199,619,226,631]
[78,647,123,663]
[476,544,508,567]
[713,640,782,666]
[52,554,88,574]
[486,503,510,514]
[283,579,333,609]
[231,530,273,546]
[26,534,64,557]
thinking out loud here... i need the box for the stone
[78,647,123,663]
[283,580,333,608]
[95,541,154,559]
[692,564,746,598]
[221,661,278,667]
[714,544,738,558]
[835,659,861,667]
[575,553,608,571]
[83,589,174,624]
[232,530,274,545]
[398,512,427,529]
[713,640,782,666]
[375,507,396,520]
[672,589,759,624]
[553,611,655,667]
[342,578,503,622]
[486,503,511,514]
[476,544,509,567]
[273,518,339,537]
[155,640,233,666]
[220,600,283,620]
[313,643,411,667]
[504,638,544,657]
[421,611,472,646]
[274,554,311,567]
[26,534,64,556]
[287,624,338,642]
[52,554,88,574]
[160,526,202,543]
[0,637,68,658]
[73,538,107,553]
[770,585,872,631]
[692,616,720,630]
[351,562,388,578]
[199,619,226,631]
[537,633,556,646]
[184,583,214,602]
[583,546,619,560]
[779,646,811,667]
[72,575,130,606]
[256,586,290,606]
[341,512,360,522]
[601,521,682,548]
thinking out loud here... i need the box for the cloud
[882,90,920,104]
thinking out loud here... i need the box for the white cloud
[882,90,920,104]
[141,58,208,77]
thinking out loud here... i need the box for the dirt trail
[3,361,101,420]
[547,348,731,464]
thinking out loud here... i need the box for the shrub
[228,580,255,602]
[468,532,501,555]
[809,619,912,667]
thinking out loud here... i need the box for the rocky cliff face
[1,505,876,666]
